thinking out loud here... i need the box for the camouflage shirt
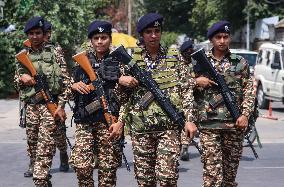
[191,48,255,129]
[14,43,72,108]
[117,45,196,134]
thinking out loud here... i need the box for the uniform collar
[141,44,166,61]
[208,47,231,61]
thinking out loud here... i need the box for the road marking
[243,167,284,169]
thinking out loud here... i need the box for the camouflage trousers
[69,122,122,187]
[27,123,67,158]
[25,104,57,186]
[131,129,181,187]
[199,128,245,187]
[180,130,190,145]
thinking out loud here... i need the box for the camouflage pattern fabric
[14,43,72,186]
[131,130,181,186]
[54,124,68,152]
[187,48,255,187]
[180,130,190,145]
[117,45,196,186]
[69,123,122,187]
[118,46,196,132]
[200,128,244,187]
[25,104,57,186]
[193,49,255,129]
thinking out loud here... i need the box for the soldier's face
[27,28,45,48]
[210,33,231,52]
[142,27,161,49]
[91,33,111,55]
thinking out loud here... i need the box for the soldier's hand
[54,107,67,123]
[196,76,217,88]
[19,74,35,86]
[108,122,124,140]
[119,76,139,88]
[71,81,91,94]
[184,122,197,140]
[235,115,248,130]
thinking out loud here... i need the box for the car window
[274,51,281,66]
[257,50,263,64]
[266,51,271,66]
[236,53,257,66]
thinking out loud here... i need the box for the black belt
[26,94,59,104]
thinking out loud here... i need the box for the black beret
[207,20,231,39]
[24,16,44,34]
[44,21,52,31]
[180,40,193,53]
[136,13,163,33]
[88,21,112,39]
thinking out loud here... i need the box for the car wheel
[257,84,269,109]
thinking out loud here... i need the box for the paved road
[0,99,284,187]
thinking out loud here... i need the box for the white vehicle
[254,42,284,109]
[230,49,258,74]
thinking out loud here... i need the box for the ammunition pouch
[138,91,155,110]
[100,57,120,81]
[208,93,223,109]
[73,89,120,124]
[26,92,58,105]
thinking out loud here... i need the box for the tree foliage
[0,0,112,98]
[141,0,284,41]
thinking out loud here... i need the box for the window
[266,51,271,66]
[257,50,263,64]
[274,51,281,69]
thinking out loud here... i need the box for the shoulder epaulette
[132,47,145,67]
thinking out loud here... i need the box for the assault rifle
[191,48,259,158]
[23,39,31,48]
[15,50,58,117]
[73,51,131,171]
[111,46,203,155]
[72,51,117,126]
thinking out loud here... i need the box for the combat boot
[59,151,69,172]
[24,159,34,177]
[180,145,190,161]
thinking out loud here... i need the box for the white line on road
[243,167,284,169]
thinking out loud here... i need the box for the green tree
[0,0,112,98]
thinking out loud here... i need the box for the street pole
[127,0,132,36]
[0,0,5,19]
[246,0,250,50]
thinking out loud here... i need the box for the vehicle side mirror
[271,62,281,69]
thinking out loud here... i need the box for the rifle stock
[72,51,117,125]
[23,39,32,48]
[15,50,58,117]
[15,50,37,77]
[72,51,96,91]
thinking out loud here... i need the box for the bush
[0,31,25,98]
[161,31,180,48]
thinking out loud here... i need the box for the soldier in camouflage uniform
[179,40,195,162]
[69,20,123,187]
[14,17,71,187]
[43,20,70,172]
[21,20,70,178]
[189,21,255,187]
[114,13,197,187]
